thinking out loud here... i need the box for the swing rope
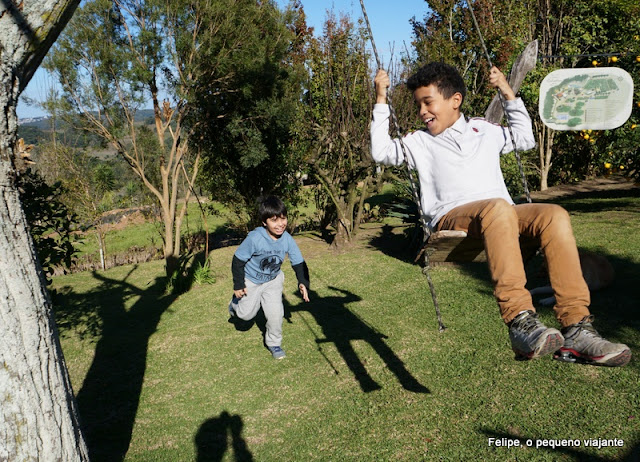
[359,0,446,332]
[466,0,532,204]
[358,0,429,242]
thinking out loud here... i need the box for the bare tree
[46,0,203,277]
[0,0,89,459]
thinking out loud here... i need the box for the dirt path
[529,174,639,201]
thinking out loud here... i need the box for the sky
[282,0,429,64]
[17,0,429,119]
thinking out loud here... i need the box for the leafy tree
[190,0,309,228]
[0,0,90,458]
[17,168,78,282]
[509,0,640,188]
[409,0,640,190]
[37,142,116,269]
[410,0,534,117]
[296,13,376,247]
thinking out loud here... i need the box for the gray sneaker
[509,311,564,360]
[268,346,286,360]
[554,316,631,367]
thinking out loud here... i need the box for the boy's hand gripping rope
[359,0,446,332]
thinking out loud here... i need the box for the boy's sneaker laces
[509,310,564,360]
[554,316,631,367]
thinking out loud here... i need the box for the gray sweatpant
[229,271,285,347]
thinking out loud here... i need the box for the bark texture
[0,1,88,460]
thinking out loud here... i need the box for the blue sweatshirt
[232,227,309,290]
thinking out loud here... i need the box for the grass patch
[52,188,640,461]
[74,201,235,261]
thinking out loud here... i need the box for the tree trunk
[97,230,106,270]
[0,1,89,460]
[536,120,556,191]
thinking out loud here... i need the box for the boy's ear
[451,92,463,110]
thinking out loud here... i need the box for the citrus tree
[539,0,640,184]
[518,0,640,188]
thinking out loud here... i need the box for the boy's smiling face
[413,84,462,136]
[263,214,287,240]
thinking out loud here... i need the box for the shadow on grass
[480,428,640,461]
[368,223,421,264]
[533,186,640,215]
[54,265,178,462]
[286,287,430,394]
[195,411,254,462]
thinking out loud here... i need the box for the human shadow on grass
[54,265,179,462]
[285,287,430,394]
[195,411,254,462]
[480,429,640,461]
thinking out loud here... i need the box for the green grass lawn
[52,187,640,461]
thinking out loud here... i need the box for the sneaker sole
[514,332,564,360]
[554,347,631,367]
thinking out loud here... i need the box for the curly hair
[407,62,466,103]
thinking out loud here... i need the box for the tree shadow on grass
[533,185,640,215]
[286,287,430,394]
[368,223,420,264]
[195,411,254,462]
[54,265,178,462]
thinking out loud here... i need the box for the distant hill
[17,109,157,147]
[18,108,156,130]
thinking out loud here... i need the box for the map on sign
[539,67,633,131]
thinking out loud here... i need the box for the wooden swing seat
[422,230,540,266]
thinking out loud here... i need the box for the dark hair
[259,195,287,223]
[406,62,466,103]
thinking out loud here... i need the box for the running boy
[370,62,630,366]
[229,196,310,359]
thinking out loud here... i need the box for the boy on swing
[371,62,630,366]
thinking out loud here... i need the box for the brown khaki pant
[435,198,590,327]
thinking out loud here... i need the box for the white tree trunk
[0,1,88,460]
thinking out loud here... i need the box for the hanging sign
[539,67,634,130]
